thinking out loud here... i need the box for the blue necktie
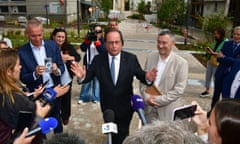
[110,56,115,84]
[233,43,238,52]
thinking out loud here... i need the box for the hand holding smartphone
[44,57,52,73]
[172,104,197,120]
[206,47,217,55]
[42,79,49,87]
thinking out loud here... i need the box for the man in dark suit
[211,26,240,108]
[71,29,157,144]
[18,18,65,133]
[222,60,240,98]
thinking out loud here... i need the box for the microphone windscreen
[103,109,115,123]
[39,117,58,134]
[131,94,144,111]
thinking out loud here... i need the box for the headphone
[104,29,124,46]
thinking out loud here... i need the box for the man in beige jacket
[140,29,188,122]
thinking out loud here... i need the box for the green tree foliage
[96,0,112,18]
[157,0,183,25]
[198,11,232,41]
[137,0,145,15]
[137,0,152,15]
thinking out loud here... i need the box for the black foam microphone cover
[103,109,115,123]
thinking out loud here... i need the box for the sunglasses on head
[54,27,65,31]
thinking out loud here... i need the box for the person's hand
[145,68,157,81]
[54,84,70,98]
[191,101,208,135]
[206,47,217,55]
[70,62,86,80]
[146,96,160,107]
[51,63,60,75]
[216,51,224,58]
[13,128,35,144]
[61,53,74,62]
[35,100,51,118]
[33,85,46,98]
[35,65,46,77]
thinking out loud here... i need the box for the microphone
[102,109,117,144]
[26,117,58,137]
[131,94,147,126]
[39,87,57,107]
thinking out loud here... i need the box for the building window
[18,6,26,12]
[0,6,8,12]
[214,2,218,12]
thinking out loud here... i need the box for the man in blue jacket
[211,26,240,108]
[18,18,65,133]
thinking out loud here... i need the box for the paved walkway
[57,19,212,144]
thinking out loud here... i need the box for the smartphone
[42,79,50,87]
[44,57,52,73]
[16,111,33,133]
[206,47,211,51]
[172,105,197,120]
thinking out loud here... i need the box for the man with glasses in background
[78,24,106,104]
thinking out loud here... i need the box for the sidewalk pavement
[57,19,212,144]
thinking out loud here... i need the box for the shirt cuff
[33,71,38,80]
[195,132,208,143]
[77,76,85,84]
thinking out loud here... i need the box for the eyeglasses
[95,30,102,33]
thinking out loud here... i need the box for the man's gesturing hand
[146,68,157,81]
[70,62,86,80]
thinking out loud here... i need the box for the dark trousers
[112,115,132,144]
[61,84,72,121]
[49,98,63,133]
[211,74,224,109]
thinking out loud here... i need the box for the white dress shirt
[230,70,240,98]
[154,55,169,86]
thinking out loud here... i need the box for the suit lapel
[116,52,126,86]
[44,41,51,57]
[234,44,240,56]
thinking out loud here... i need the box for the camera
[86,24,97,41]
[86,32,97,41]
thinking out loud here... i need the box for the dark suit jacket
[222,60,240,98]
[83,51,150,122]
[18,40,65,91]
[215,40,240,79]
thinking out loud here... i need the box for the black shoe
[200,91,210,98]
